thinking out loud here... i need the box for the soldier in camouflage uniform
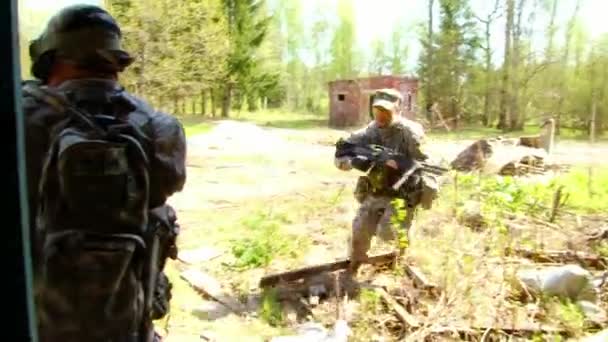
[23,5,185,342]
[335,88,430,275]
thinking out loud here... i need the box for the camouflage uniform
[335,89,428,268]
[23,5,185,342]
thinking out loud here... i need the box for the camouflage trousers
[349,195,415,263]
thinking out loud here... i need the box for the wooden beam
[403,264,439,293]
[375,288,420,328]
[259,251,398,288]
[181,269,246,313]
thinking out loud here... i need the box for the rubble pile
[450,136,564,176]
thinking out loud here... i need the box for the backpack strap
[22,83,106,136]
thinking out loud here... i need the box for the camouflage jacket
[23,78,187,256]
[335,117,428,169]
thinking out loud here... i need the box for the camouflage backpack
[23,83,165,342]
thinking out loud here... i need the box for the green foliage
[229,211,303,269]
[390,198,410,250]
[358,288,381,314]
[556,299,586,333]
[259,288,284,326]
[452,166,607,233]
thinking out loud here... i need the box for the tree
[473,0,501,126]
[221,0,271,117]
[330,0,358,79]
[432,0,480,126]
[389,23,410,75]
[497,0,514,131]
[368,39,389,75]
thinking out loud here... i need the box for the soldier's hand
[385,159,398,169]
[335,158,352,171]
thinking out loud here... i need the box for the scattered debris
[180,269,246,313]
[426,323,570,339]
[510,248,608,270]
[587,226,608,242]
[514,264,598,302]
[259,251,397,288]
[178,247,223,264]
[449,136,563,176]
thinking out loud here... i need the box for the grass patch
[231,109,328,130]
[228,211,305,270]
[555,166,608,213]
[179,116,214,137]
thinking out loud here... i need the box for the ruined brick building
[328,76,419,128]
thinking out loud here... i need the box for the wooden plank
[375,288,420,328]
[403,264,439,292]
[181,269,246,312]
[259,251,397,288]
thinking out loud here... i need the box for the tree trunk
[173,96,179,115]
[192,97,196,115]
[509,0,525,130]
[477,0,500,127]
[482,18,491,127]
[555,0,581,136]
[248,93,259,112]
[222,84,232,118]
[210,89,216,117]
[590,95,597,143]
[544,0,558,63]
[425,0,435,125]
[201,89,206,116]
[498,0,514,131]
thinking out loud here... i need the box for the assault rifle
[335,138,448,192]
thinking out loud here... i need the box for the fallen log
[509,248,608,270]
[259,251,398,288]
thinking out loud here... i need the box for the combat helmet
[29,4,134,81]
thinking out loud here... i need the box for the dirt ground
[163,120,608,341]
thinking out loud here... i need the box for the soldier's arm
[148,112,187,208]
[334,124,374,171]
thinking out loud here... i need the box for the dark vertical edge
[3,0,38,340]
